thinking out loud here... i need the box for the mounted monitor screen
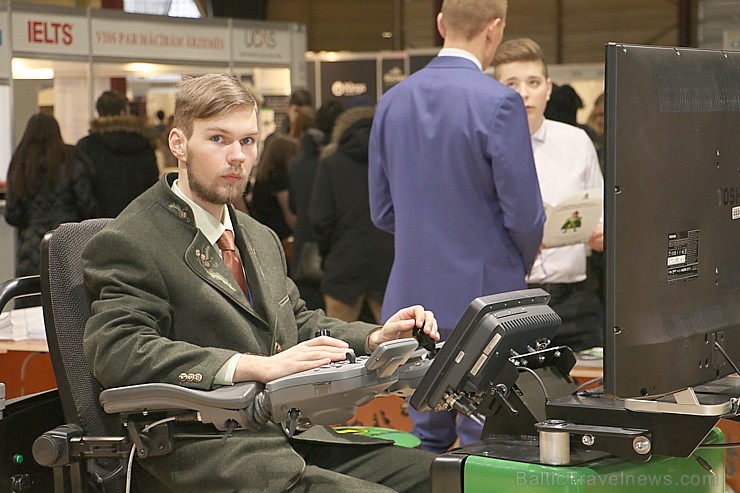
[410,289,561,417]
[604,43,740,400]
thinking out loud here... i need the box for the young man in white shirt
[493,38,604,351]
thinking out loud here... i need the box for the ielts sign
[12,11,89,56]
[28,20,73,46]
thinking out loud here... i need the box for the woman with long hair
[289,106,315,141]
[250,134,299,239]
[5,113,97,297]
[249,134,299,268]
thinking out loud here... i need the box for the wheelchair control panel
[34,337,436,481]
[264,337,420,425]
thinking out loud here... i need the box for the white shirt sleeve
[213,353,243,386]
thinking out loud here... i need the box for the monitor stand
[624,386,734,416]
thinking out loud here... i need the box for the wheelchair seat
[32,219,423,492]
[38,218,130,492]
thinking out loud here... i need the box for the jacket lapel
[185,230,267,325]
[230,210,276,324]
[156,175,270,326]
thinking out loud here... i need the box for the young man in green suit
[82,73,439,492]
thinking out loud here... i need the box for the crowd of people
[249,90,395,324]
[3,0,610,488]
[4,59,604,333]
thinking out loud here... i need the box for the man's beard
[186,160,246,206]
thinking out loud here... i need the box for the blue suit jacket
[369,55,545,330]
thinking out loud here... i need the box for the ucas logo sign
[243,29,276,49]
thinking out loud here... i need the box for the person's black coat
[309,108,394,304]
[76,115,159,218]
[288,128,326,277]
[5,151,97,279]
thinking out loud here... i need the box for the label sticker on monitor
[667,230,699,284]
[733,206,740,220]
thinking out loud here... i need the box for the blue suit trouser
[407,402,483,454]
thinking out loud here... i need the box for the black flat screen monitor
[410,289,561,414]
[604,43,740,399]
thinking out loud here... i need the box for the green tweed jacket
[81,173,384,491]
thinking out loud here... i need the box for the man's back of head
[440,0,507,40]
[286,89,314,131]
[289,89,312,108]
[96,90,128,118]
[315,101,345,136]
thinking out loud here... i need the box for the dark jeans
[290,439,433,492]
[289,443,434,493]
[138,425,432,493]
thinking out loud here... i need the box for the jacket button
[178,373,188,383]
[194,373,203,383]
[274,342,282,353]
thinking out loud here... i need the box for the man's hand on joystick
[315,329,355,363]
[413,324,437,353]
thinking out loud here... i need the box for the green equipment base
[433,428,725,493]
[333,426,422,448]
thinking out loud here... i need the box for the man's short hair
[174,74,258,137]
[441,0,507,41]
[96,90,128,117]
[288,89,312,108]
[315,100,345,135]
[491,38,549,78]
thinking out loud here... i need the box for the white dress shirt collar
[171,179,233,246]
[438,48,483,71]
[531,118,548,144]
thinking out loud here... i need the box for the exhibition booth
[1,3,740,491]
[306,49,605,124]
[0,2,308,283]
[0,1,308,180]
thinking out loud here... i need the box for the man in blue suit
[368,0,546,453]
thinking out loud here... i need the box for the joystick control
[315,329,355,363]
[413,325,436,353]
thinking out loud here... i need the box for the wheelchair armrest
[99,381,266,431]
[34,383,268,469]
[0,275,41,311]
